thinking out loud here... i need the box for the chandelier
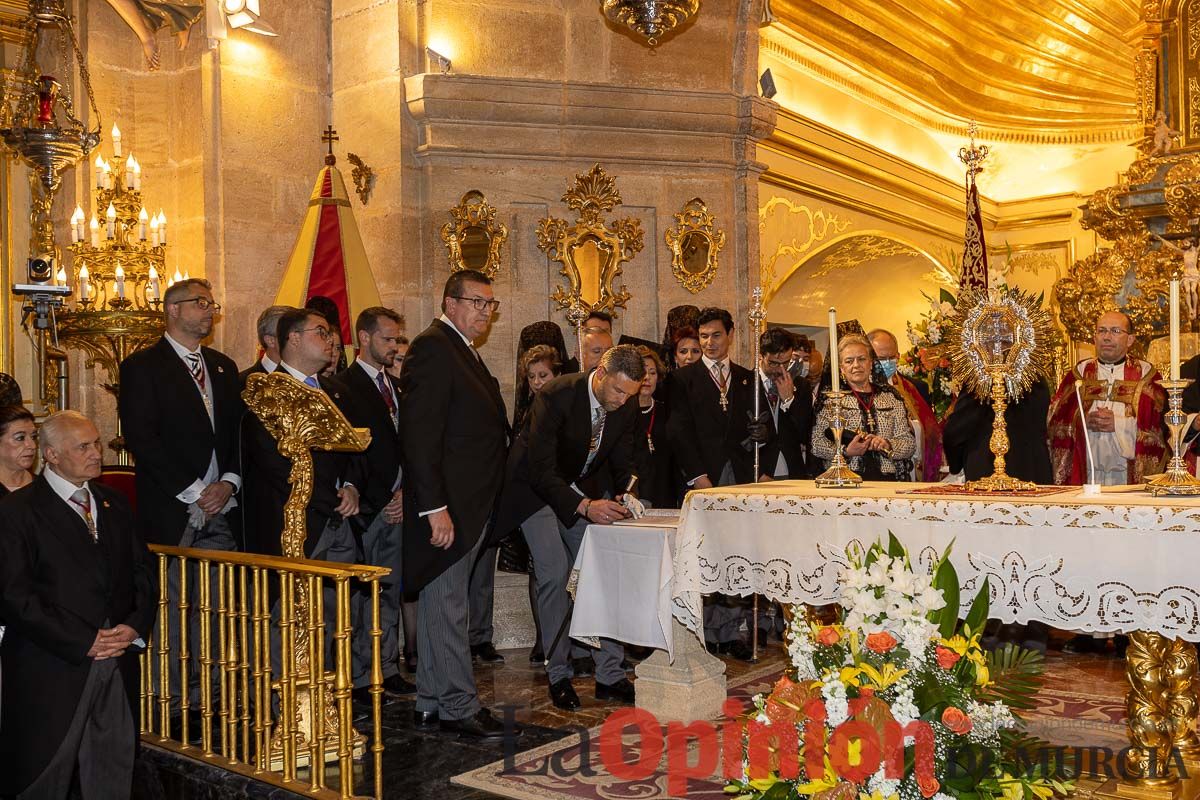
[0,0,100,265]
[600,0,700,46]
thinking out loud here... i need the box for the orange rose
[864,631,898,654]
[815,626,841,646]
[942,706,973,735]
[935,645,961,669]
[917,772,941,798]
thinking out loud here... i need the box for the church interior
[3,1,1200,800]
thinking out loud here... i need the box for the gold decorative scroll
[665,197,725,294]
[440,189,508,279]
[757,197,850,296]
[538,164,643,316]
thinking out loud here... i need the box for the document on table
[614,515,680,529]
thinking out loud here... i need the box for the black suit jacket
[496,372,639,531]
[337,361,402,517]
[119,337,243,546]
[942,382,1052,483]
[399,319,509,592]
[238,359,268,386]
[666,359,767,485]
[242,368,366,558]
[0,476,155,794]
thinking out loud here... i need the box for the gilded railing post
[1121,631,1181,796]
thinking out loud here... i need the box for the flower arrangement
[726,535,1067,800]
[901,290,958,420]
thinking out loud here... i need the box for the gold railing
[139,544,389,800]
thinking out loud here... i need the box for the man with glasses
[1047,310,1166,655]
[399,269,518,740]
[867,328,943,482]
[118,277,244,728]
[757,327,812,480]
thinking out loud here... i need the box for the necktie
[582,406,606,475]
[767,380,779,410]
[376,371,397,424]
[304,375,320,389]
[186,352,206,392]
[69,487,98,542]
[711,361,727,389]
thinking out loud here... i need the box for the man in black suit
[399,269,518,740]
[0,410,155,798]
[338,306,416,700]
[495,345,644,710]
[238,304,293,383]
[666,306,769,659]
[758,327,814,479]
[119,278,242,715]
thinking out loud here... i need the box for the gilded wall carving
[758,196,849,296]
[808,236,919,278]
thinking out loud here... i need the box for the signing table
[570,481,1200,795]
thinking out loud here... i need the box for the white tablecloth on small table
[672,480,1200,642]
[569,521,677,659]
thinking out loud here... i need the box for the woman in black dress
[633,346,673,508]
[0,405,36,499]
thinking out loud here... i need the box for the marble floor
[133,631,1135,800]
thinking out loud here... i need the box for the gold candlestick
[815,390,862,488]
[1147,379,1200,496]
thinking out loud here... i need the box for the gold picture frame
[537,164,643,316]
[665,197,725,293]
[440,190,508,278]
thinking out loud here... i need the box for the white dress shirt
[260,354,279,374]
[44,465,97,534]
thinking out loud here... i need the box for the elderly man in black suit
[667,306,770,660]
[118,277,243,717]
[0,410,155,799]
[399,269,518,740]
[495,344,645,711]
[239,304,293,383]
[338,305,416,700]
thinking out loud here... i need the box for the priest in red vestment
[868,329,944,481]
[1047,311,1166,486]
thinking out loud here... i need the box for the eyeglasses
[174,297,221,312]
[450,295,501,312]
[299,326,333,341]
[1095,327,1130,336]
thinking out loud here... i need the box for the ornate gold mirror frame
[537,164,643,316]
[665,197,724,293]
[440,190,508,278]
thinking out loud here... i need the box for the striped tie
[69,487,98,542]
[186,352,205,392]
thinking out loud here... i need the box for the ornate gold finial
[321,125,339,166]
[346,152,375,205]
[957,120,989,182]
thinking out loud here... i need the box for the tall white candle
[105,203,116,239]
[828,306,840,393]
[78,265,90,300]
[138,207,148,241]
[89,216,100,248]
[111,123,121,157]
[93,154,104,191]
[1171,276,1181,381]
[114,264,126,300]
[148,265,160,300]
[158,211,168,245]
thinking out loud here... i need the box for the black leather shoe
[383,673,417,696]
[721,641,755,662]
[571,656,595,677]
[352,686,377,706]
[705,641,719,655]
[529,646,545,665]
[168,712,204,743]
[413,709,439,730]
[549,678,581,710]
[471,642,506,664]
[595,677,635,704]
[440,708,520,740]
[403,652,417,674]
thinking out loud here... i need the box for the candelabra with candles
[54,124,172,461]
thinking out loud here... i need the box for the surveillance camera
[26,254,54,284]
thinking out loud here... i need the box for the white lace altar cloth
[672,480,1200,642]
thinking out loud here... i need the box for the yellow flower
[748,775,780,792]
[999,775,1024,800]
[857,661,910,691]
[794,755,841,795]
[859,790,900,800]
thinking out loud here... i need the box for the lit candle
[111,123,121,157]
[138,207,148,241]
[148,265,160,300]
[1171,276,1181,381]
[182,270,190,282]
[828,306,840,393]
[158,211,168,245]
[70,206,84,243]
[78,265,90,300]
[89,216,100,248]
[150,215,159,247]
[115,263,126,300]
[131,157,141,191]
[55,267,66,286]
[93,154,104,191]
[125,154,136,190]
[102,161,112,190]
[171,269,182,286]
[105,203,116,239]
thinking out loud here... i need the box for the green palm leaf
[980,642,1045,710]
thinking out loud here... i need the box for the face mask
[879,358,899,380]
[788,359,808,379]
